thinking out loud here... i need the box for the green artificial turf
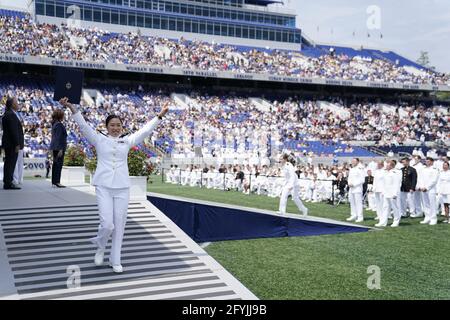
[147,175,450,300]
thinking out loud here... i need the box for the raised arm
[59,97,99,146]
[127,102,169,147]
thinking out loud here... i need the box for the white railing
[249,97,272,112]
[171,93,190,110]
[318,101,351,120]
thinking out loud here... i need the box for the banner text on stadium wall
[0,54,447,92]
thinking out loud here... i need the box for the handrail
[369,146,387,157]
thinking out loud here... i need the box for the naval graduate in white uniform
[437,161,450,223]
[419,157,439,226]
[346,158,366,223]
[278,154,308,216]
[372,160,386,221]
[376,160,402,228]
[60,97,169,273]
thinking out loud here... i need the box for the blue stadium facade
[35,0,301,45]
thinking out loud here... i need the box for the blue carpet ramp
[148,195,370,242]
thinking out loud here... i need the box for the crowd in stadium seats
[164,93,449,159]
[0,79,449,160]
[0,82,170,158]
[1,14,449,85]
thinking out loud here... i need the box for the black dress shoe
[4,184,21,190]
[53,183,66,188]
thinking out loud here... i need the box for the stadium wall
[2,52,447,92]
[0,62,438,102]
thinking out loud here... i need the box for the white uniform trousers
[173,171,180,184]
[305,187,313,202]
[421,191,437,223]
[380,197,400,226]
[349,192,363,220]
[215,174,224,189]
[374,192,384,219]
[13,150,24,185]
[399,192,415,216]
[414,191,423,215]
[91,186,130,265]
[367,192,376,211]
[257,180,267,195]
[207,175,215,189]
[279,185,307,214]
[437,194,446,216]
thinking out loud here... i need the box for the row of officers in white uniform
[165,155,450,227]
[276,155,450,227]
[347,157,450,227]
[165,164,337,201]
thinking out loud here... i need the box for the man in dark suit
[333,172,348,200]
[2,97,24,190]
[363,170,374,209]
[49,109,68,188]
[363,170,374,196]
[399,157,418,217]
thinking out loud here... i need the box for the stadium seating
[2,75,448,160]
[0,14,448,85]
[0,9,25,19]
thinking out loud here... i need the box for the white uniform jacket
[283,162,299,189]
[348,166,365,194]
[421,166,439,193]
[72,111,160,189]
[382,169,401,199]
[372,168,385,193]
[437,170,450,195]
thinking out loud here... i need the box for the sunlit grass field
[147,175,450,300]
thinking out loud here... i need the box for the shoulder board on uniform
[97,130,108,137]
[120,131,131,138]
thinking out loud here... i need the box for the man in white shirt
[372,160,386,220]
[376,160,402,228]
[321,170,336,201]
[278,154,308,216]
[368,159,378,172]
[410,156,424,218]
[418,157,439,225]
[166,165,174,183]
[346,158,366,223]
[437,161,450,223]
[436,157,449,216]
[172,165,180,184]
[417,148,425,159]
